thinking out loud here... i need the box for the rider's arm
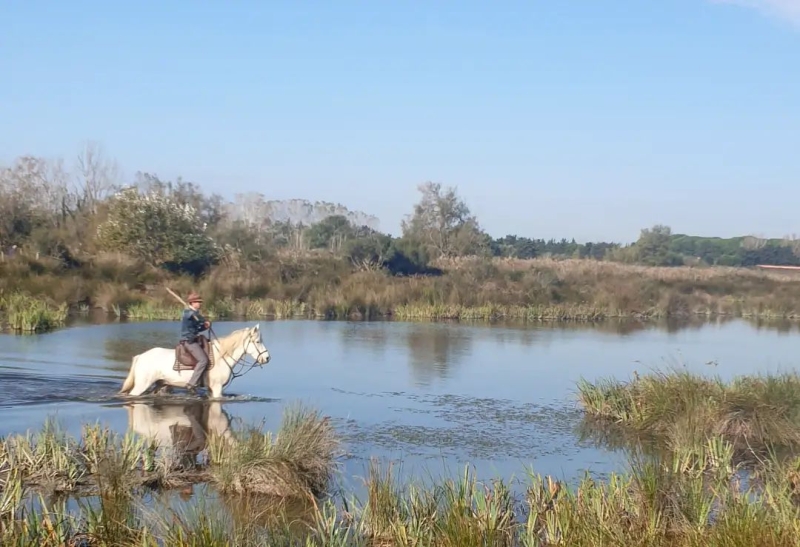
[195,311,210,330]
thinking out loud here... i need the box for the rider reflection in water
[181,291,211,394]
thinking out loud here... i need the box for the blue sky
[1,0,798,242]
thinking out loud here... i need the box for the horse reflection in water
[126,400,317,531]
[126,400,234,468]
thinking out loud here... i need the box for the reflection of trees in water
[340,321,391,359]
[749,318,800,335]
[104,329,176,366]
[574,417,657,455]
[336,316,800,386]
[405,324,473,385]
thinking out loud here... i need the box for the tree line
[1,145,797,278]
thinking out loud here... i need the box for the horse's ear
[254,323,260,331]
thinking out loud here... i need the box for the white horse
[126,400,234,450]
[118,324,270,399]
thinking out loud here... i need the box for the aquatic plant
[577,368,800,460]
[208,403,340,499]
[0,405,338,504]
[123,302,185,321]
[0,293,68,333]
[6,448,800,546]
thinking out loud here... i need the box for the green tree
[96,187,218,273]
[401,182,487,259]
[305,215,355,251]
[633,225,683,266]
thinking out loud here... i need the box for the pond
[2,316,800,495]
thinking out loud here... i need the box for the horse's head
[245,323,271,365]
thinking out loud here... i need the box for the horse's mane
[212,326,253,356]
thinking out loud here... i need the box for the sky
[1,0,798,243]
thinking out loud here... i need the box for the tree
[0,155,72,249]
[74,141,120,214]
[305,215,355,251]
[632,224,683,266]
[401,182,487,259]
[96,187,218,273]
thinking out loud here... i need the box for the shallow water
[2,317,800,494]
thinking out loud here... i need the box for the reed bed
[0,406,338,501]
[577,368,800,461]
[0,293,68,333]
[4,448,800,546]
[6,255,800,325]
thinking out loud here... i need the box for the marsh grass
[0,406,338,503]
[577,368,800,461]
[4,449,800,545]
[0,293,68,333]
[209,404,339,499]
[7,255,800,328]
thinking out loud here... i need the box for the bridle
[207,327,269,387]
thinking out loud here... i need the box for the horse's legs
[209,383,224,400]
[152,381,173,395]
[128,371,156,397]
[128,381,150,397]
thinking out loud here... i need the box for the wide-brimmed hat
[187,291,203,304]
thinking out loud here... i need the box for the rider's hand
[204,321,211,329]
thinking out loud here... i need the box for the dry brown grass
[3,254,800,322]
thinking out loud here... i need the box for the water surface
[2,317,799,491]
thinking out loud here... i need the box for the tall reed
[0,293,68,333]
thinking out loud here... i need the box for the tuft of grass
[1,406,338,504]
[0,293,68,333]
[577,368,800,461]
[209,404,339,499]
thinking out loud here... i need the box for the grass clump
[0,405,339,503]
[4,448,800,545]
[209,404,339,499]
[0,292,68,333]
[577,368,800,460]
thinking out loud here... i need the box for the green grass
[392,303,627,321]
[208,404,339,499]
[577,368,800,461]
[4,450,800,546]
[0,406,338,501]
[121,298,309,322]
[0,293,68,333]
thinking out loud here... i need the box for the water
[2,317,800,493]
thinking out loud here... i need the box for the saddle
[173,336,216,372]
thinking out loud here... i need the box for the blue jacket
[180,308,208,342]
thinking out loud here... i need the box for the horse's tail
[119,354,139,394]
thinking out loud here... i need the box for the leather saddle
[173,337,216,372]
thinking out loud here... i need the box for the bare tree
[74,141,120,213]
[741,235,767,251]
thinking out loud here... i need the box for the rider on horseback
[181,291,211,394]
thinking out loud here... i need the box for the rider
[181,291,211,394]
